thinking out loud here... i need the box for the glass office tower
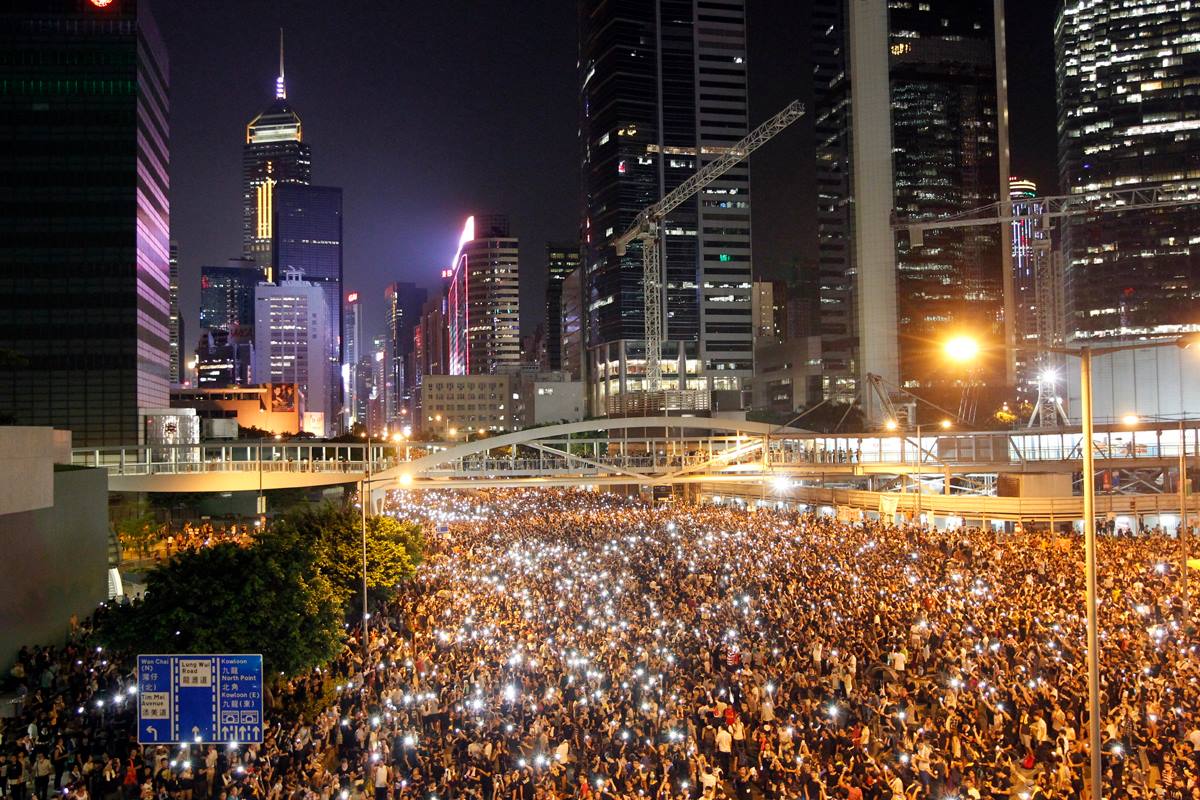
[579,0,755,412]
[813,0,1008,402]
[243,44,311,279]
[0,0,170,444]
[1056,0,1200,342]
[272,183,342,360]
[545,242,581,372]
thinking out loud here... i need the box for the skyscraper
[0,0,170,444]
[813,0,1011,413]
[199,258,263,334]
[344,292,363,427]
[1010,178,1064,392]
[383,281,428,424]
[579,0,755,412]
[545,243,581,372]
[169,241,183,386]
[254,270,331,435]
[243,34,311,279]
[272,183,343,360]
[446,216,520,375]
[1056,1,1200,343]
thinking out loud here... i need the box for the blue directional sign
[137,655,263,745]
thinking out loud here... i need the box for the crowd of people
[4,487,1200,800]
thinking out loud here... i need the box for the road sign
[137,654,263,745]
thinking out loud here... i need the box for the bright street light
[1122,414,1140,427]
[884,419,898,431]
[944,335,980,363]
[938,331,1198,800]
[940,419,953,430]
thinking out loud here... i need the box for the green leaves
[97,503,425,678]
[98,540,343,678]
[259,504,424,607]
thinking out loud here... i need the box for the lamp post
[1180,419,1190,623]
[945,333,1199,800]
[359,432,370,663]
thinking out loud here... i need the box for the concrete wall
[0,427,72,515]
[0,467,109,671]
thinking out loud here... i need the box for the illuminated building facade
[579,0,754,412]
[446,216,521,376]
[1056,0,1200,342]
[200,258,262,333]
[559,267,585,381]
[0,0,170,444]
[272,183,342,357]
[1009,178,1065,393]
[169,242,183,385]
[243,38,311,279]
[545,243,581,372]
[384,281,428,425]
[253,271,331,435]
[813,0,1009,407]
[344,292,366,427]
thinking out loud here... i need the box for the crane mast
[613,99,805,391]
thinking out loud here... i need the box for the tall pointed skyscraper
[243,31,311,280]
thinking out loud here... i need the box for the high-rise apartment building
[813,0,1010,413]
[254,270,331,434]
[1056,1,1200,343]
[169,241,183,385]
[579,0,755,412]
[0,0,170,444]
[446,216,520,375]
[243,38,311,279]
[272,184,342,357]
[200,258,263,333]
[545,243,581,371]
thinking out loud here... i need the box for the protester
[5,488,1200,800]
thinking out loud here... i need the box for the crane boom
[612,99,805,391]
[898,181,1200,240]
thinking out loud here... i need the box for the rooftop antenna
[275,28,286,100]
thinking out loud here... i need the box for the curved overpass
[80,417,800,494]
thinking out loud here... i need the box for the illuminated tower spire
[275,28,286,100]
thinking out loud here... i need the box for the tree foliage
[259,503,424,608]
[114,501,158,558]
[98,538,344,679]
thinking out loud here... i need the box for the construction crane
[897,180,1200,427]
[613,99,805,391]
[901,181,1200,244]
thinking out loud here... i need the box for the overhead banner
[879,494,899,517]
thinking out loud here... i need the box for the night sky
[155,0,1059,347]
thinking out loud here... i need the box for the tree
[114,501,159,558]
[98,538,343,679]
[259,504,424,608]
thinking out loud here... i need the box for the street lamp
[358,431,370,662]
[944,332,1200,800]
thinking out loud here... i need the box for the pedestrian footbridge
[73,418,1200,523]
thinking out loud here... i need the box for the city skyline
[155,0,1057,349]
